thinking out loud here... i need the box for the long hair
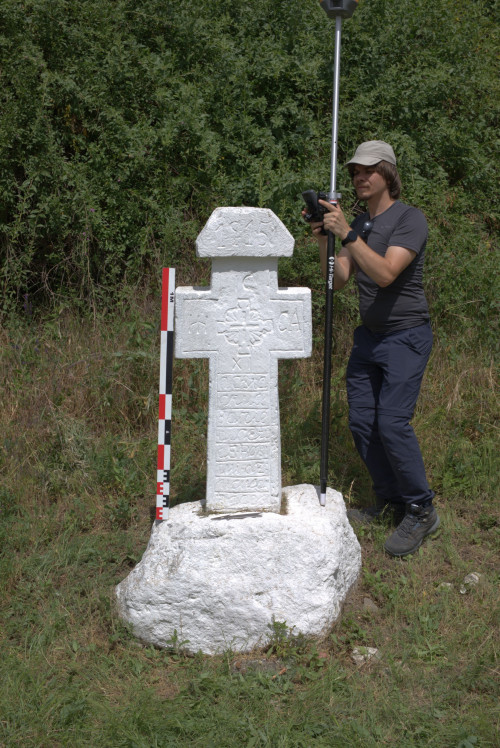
[348,160,402,200]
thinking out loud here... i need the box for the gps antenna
[318,0,358,507]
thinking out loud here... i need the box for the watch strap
[341,229,358,247]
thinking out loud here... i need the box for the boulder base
[115,484,361,655]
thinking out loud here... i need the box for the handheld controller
[302,190,330,235]
[319,0,358,19]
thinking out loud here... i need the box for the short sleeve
[389,207,428,255]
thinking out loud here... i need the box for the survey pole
[319,0,358,506]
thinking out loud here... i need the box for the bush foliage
[0,0,498,342]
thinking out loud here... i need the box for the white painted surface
[175,208,312,513]
[196,207,295,258]
[115,484,362,655]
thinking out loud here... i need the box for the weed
[266,618,297,659]
[164,629,191,657]
[330,616,370,649]
[105,496,137,529]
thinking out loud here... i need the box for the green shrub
[0,0,498,348]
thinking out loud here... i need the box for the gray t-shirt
[351,201,430,334]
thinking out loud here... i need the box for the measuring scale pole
[156,268,176,521]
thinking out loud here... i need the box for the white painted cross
[175,207,312,513]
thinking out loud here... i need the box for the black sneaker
[347,503,405,526]
[384,503,440,557]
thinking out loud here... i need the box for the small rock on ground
[363,597,381,614]
[460,572,481,594]
[351,647,381,665]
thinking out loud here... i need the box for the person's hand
[301,209,325,240]
[318,200,350,240]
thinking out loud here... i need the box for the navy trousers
[346,323,434,508]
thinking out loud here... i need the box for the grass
[0,286,498,747]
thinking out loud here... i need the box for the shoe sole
[384,515,441,558]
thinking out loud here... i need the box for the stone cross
[175,207,312,513]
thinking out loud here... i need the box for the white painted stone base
[115,484,361,655]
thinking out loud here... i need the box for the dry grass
[0,303,498,746]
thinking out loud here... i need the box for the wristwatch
[341,229,358,247]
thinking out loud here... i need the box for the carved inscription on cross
[175,208,312,513]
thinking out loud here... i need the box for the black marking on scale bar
[165,331,174,393]
[164,421,171,445]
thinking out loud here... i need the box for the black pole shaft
[320,230,336,504]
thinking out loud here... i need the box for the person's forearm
[343,235,406,287]
[320,198,410,287]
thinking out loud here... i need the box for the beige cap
[346,140,397,167]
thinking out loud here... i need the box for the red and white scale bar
[156,268,175,521]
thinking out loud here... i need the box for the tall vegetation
[0,0,498,344]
